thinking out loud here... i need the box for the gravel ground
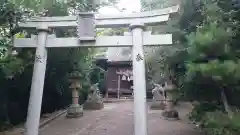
[40,101,204,135]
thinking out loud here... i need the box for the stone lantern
[161,82,179,120]
[66,71,83,118]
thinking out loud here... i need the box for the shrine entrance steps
[40,101,203,135]
[103,98,133,103]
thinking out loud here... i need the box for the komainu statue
[83,83,104,110]
[150,83,166,110]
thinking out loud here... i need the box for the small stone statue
[150,83,166,110]
[87,83,101,100]
[152,85,163,101]
[83,83,104,110]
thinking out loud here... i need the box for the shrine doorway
[106,61,133,98]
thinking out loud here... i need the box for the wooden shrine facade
[95,57,133,98]
[106,61,133,98]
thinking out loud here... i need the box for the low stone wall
[0,109,68,135]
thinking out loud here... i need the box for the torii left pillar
[25,25,48,135]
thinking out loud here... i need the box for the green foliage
[144,0,240,101]
[0,0,103,131]
[189,103,221,122]
[89,65,105,84]
[203,112,240,135]
[142,0,240,134]
[182,0,240,102]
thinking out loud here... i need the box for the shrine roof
[107,62,132,68]
[106,47,132,62]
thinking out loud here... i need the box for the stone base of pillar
[66,104,83,118]
[83,101,104,110]
[150,101,165,110]
[161,109,179,121]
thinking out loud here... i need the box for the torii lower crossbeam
[14,33,172,47]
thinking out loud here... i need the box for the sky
[98,0,141,14]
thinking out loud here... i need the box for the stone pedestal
[83,83,104,110]
[161,83,179,120]
[83,101,104,110]
[161,100,179,120]
[150,100,165,110]
[66,104,83,118]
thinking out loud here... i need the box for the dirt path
[40,101,203,135]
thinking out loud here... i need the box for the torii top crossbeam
[18,5,179,28]
[15,5,179,48]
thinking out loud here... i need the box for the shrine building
[95,47,133,98]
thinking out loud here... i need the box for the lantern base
[83,101,104,110]
[161,110,179,121]
[66,104,83,118]
[150,101,166,110]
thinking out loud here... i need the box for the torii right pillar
[130,23,148,135]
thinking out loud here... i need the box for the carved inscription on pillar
[136,53,143,61]
[35,54,44,63]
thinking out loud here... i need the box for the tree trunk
[3,103,10,124]
[221,88,233,118]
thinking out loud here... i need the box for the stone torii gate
[14,5,179,135]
